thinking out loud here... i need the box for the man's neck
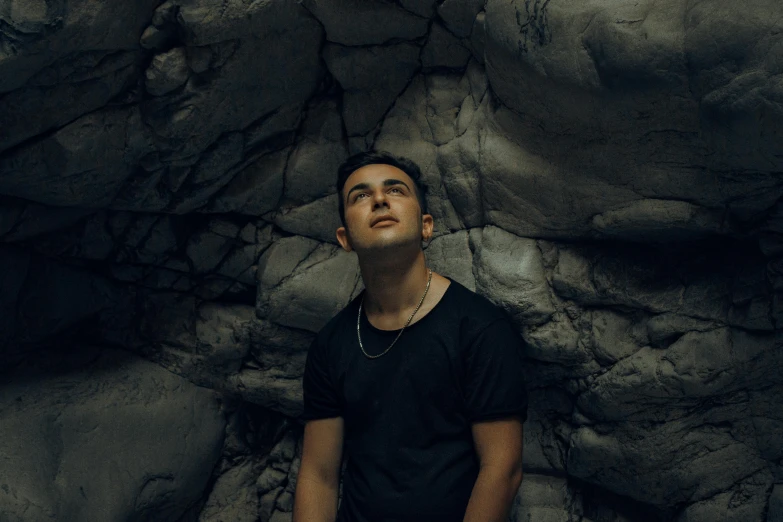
[359,250,430,316]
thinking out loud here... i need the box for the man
[293,151,528,522]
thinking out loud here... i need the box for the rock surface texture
[1,0,782,520]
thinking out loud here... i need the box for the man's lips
[370,216,398,227]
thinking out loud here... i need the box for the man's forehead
[344,163,413,188]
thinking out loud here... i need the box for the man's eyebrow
[346,182,370,199]
[383,178,411,191]
[345,179,412,199]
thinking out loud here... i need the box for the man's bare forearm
[462,466,523,522]
[292,474,340,522]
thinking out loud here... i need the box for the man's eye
[389,187,403,194]
[355,193,368,200]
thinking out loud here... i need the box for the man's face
[336,163,432,254]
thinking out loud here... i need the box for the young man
[293,151,528,522]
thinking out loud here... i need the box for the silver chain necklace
[357,268,433,359]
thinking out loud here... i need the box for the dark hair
[336,150,428,227]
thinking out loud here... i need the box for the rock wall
[1,0,783,520]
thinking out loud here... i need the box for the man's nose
[372,190,389,208]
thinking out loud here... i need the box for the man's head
[335,150,432,255]
[336,151,428,227]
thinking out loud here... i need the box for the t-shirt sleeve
[463,317,528,423]
[301,333,343,421]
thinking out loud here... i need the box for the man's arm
[463,415,524,522]
[293,416,345,522]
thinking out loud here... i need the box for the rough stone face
[0,0,160,93]
[473,226,555,325]
[0,246,120,363]
[145,46,189,96]
[421,23,471,69]
[258,242,361,332]
[302,0,430,45]
[2,0,783,520]
[0,347,225,521]
[324,42,420,137]
[0,108,152,207]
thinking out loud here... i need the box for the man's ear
[336,226,353,252]
[421,213,434,243]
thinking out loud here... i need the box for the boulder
[302,0,429,45]
[0,347,226,521]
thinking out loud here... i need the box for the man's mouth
[371,216,398,227]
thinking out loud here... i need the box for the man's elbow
[479,460,524,487]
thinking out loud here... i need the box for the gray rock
[567,418,771,507]
[324,43,420,137]
[269,509,293,522]
[0,196,25,237]
[124,215,179,265]
[579,327,777,422]
[374,75,436,148]
[285,98,347,202]
[143,2,322,161]
[0,198,94,242]
[590,309,646,364]
[477,106,637,239]
[0,246,118,355]
[473,226,555,325]
[425,230,476,291]
[591,199,733,242]
[275,490,294,511]
[675,473,771,521]
[302,0,429,45]
[230,366,305,417]
[0,108,152,207]
[374,73,471,232]
[259,489,282,522]
[0,347,225,522]
[399,0,439,18]
[217,244,265,285]
[274,194,343,244]
[438,126,483,228]
[269,432,298,471]
[145,47,189,96]
[207,148,287,215]
[248,319,313,365]
[469,11,487,62]
[438,0,486,38]
[0,0,159,94]
[769,484,783,522]
[139,300,255,387]
[553,245,695,314]
[189,132,245,186]
[423,73,471,145]
[510,474,577,522]
[261,244,361,332]
[0,51,143,152]
[646,313,720,347]
[0,247,30,358]
[257,467,289,496]
[198,459,260,522]
[522,311,592,366]
[257,236,322,292]
[484,0,783,172]
[421,23,471,69]
[521,410,568,473]
[186,227,236,274]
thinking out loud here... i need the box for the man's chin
[354,236,419,256]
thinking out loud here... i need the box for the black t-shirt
[301,278,528,522]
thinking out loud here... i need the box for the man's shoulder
[443,278,508,325]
